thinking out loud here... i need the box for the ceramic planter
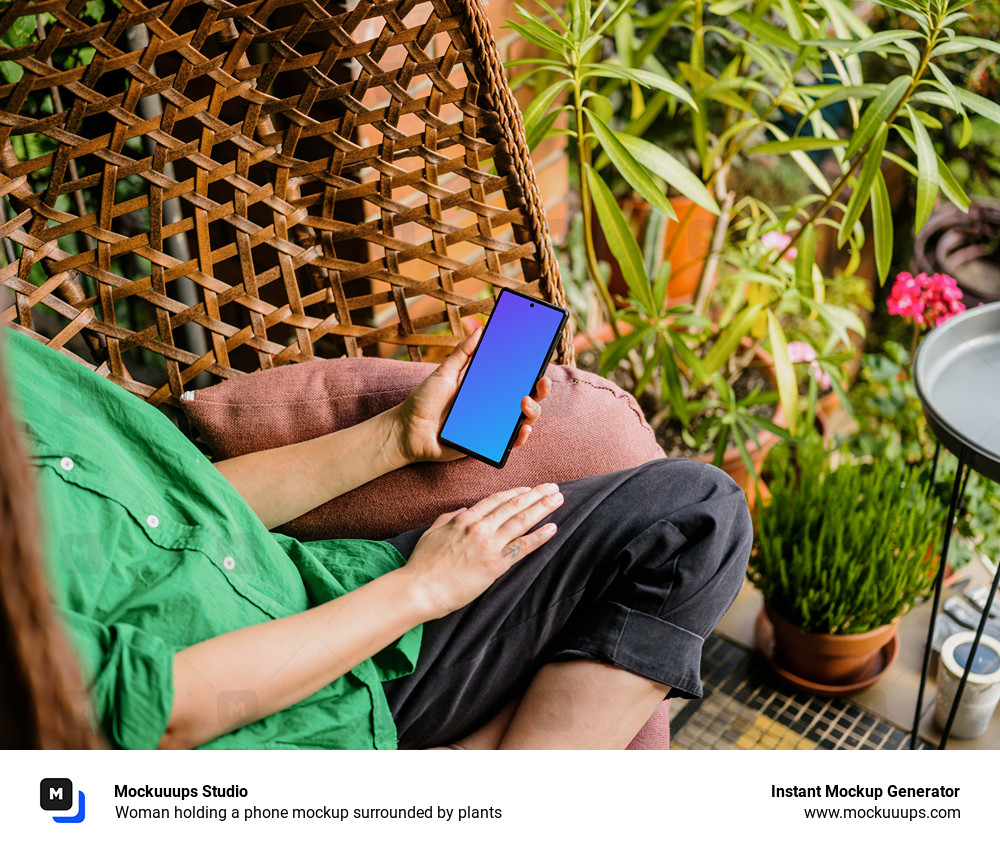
[765,601,899,686]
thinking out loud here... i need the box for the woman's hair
[0,341,99,749]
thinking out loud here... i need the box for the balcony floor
[685,553,1000,750]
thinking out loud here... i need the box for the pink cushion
[181,357,665,541]
[626,700,672,750]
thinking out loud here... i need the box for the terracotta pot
[594,198,718,306]
[765,601,899,686]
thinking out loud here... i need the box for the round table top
[914,301,1000,483]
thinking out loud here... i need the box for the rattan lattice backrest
[0,0,571,406]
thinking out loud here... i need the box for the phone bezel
[438,287,569,468]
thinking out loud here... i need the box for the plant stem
[573,76,620,336]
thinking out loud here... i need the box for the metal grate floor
[671,634,930,750]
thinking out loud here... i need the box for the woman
[1,325,751,749]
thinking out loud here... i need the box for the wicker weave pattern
[0,0,570,405]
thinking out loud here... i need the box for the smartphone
[439,288,569,467]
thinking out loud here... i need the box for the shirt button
[223,556,236,571]
[146,515,160,529]
[60,457,74,471]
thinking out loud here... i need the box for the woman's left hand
[391,327,552,464]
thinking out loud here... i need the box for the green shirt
[2,328,419,750]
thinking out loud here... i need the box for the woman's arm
[158,482,564,749]
[212,328,551,530]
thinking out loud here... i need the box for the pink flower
[887,272,965,327]
[761,231,798,260]
[808,360,832,391]
[786,341,831,391]
[786,341,819,363]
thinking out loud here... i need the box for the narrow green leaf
[928,63,962,112]
[709,0,747,14]
[526,109,562,152]
[956,88,1000,127]
[906,105,938,234]
[658,337,690,423]
[750,137,848,155]
[730,10,799,52]
[845,29,923,56]
[583,64,695,108]
[598,327,648,374]
[617,133,719,214]
[768,127,832,193]
[840,124,887,247]
[795,224,816,292]
[584,163,654,314]
[767,311,798,438]
[870,168,893,283]
[845,75,911,160]
[669,328,709,384]
[702,303,764,377]
[951,36,1000,56]
[936,154,970,213]
[504,18,569,53]
[587,111,673,217]
[522,80,570,142]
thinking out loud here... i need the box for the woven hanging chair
[0,0,572,406]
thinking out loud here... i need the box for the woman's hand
[402,484,563,619]
[391,327,552,464]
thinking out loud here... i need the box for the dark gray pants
[382,458,752,749]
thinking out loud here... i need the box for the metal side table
[911,301,1000,749]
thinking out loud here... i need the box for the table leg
[937,553,1000,747]
[910,448,967,749]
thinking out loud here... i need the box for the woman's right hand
[401,483,564,620]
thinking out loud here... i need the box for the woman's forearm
[212,406,407,529]
[159,566,434,749]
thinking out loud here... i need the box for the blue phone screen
[440,290,565,464]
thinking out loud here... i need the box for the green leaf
[617,133,719,214]
[586,93,614,125]
[522,80,570,143]
[845,75,911,160]
[767,311,798,438]
[839,124,887,247]
[586,111,673,218]
[525,109,562,152]
[658,336,690,423]
[844,29,923,56]
[927,63,962,113]
[0,60,23,84]
[950,36,1000,56]
[598,327,648,374]
[749,137,848,155]
[505,17,569,53]
[906,105,938,234]
[955,88,1000,127]
[584,163,654,314]
[936,155,970,213]
[729,10,799,52]
[702,303,764,377]
[795,224,816,292]
[810,301,867,347]
[584,64,695,108]
[709,0,747,14]
[767,127,832,193]
[870,168,893,283]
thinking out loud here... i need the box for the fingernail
[542,523,557,535]
[540,482,558,493]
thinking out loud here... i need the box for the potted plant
[749,438,941,691]
[509,0,1000,491]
